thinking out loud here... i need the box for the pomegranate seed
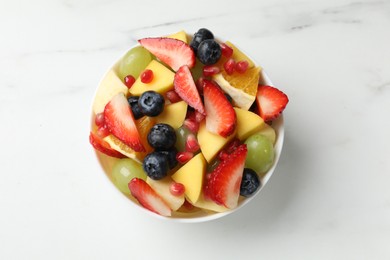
[183,200,194,210]
[97,125,110,138]
[141,69,153,83]
[195,77,205,95]
[124,75,136,88]
[95,112,105,127]
[195,111,205,123]
[166,90,182,103]
[224,58,235,75]
[176,151,193,164]
[170,182,185,196]
[220,43,233,58]
[202,65,220,77]
[185,134,200,153]
[183,118,199,133]
[235,60,249,74]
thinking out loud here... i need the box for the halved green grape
[118,46,152,81]
[112,158,147,194]
[244,134,274,174]
[175,126,191,152]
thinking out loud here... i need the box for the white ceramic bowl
[90,38,284,223]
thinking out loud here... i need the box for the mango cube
[171,153,206,203]
[156,101,188,129]
[129,60,175,96]
[234,107,265,141]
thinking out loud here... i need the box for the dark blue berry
[225,93,233,104]
[147,123,176,150]
[127,96,143,119]
[138,91,165,117]
[197,39,221,65]
[190,28,214,54]
[143,152,169,180]
[157,147,178,169]
[240,168,261,197]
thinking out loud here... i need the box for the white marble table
[1,0,389,259]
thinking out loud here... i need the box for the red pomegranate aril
[183,199,194,210]
[224,58,235,75]
[185,134,200,153]
[140,69,153,83]
[95,112,105,127]
[202,65,220,77]
[183,118,199,133]
[235,60,249,74]
[97,125,110,138]
[124,75,136,88]
[166,90,182,103]
[170,182,185,196]
[220,43,233,58]
[176,151,193,164]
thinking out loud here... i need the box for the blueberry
[240,168,261,197]
[127,96,144,119]
[190,28,214,54]
[225,93,233,104]
[138,91,165,117]
[197,39,221,65]
[143,152,169,180]
[157,147,178,169]
[147,123,176,150]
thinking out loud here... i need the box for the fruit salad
[89,29,289,218]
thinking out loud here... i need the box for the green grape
[244,134,275,174]
[175,126,191,152]
[118,46,152,81]
[111,158,147,194]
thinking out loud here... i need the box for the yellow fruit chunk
[257,123,276,144]
[129,60,175,96]
[167,30,188,43]
[197,121,235,163]
[191,194,230,213]
[212,66,261,110]
[156,101,188,129]
[103,135,145,163]
[146,177,185,211]
[234,107,265,141]
[93,69,128,114]
[226,41,255,68]
[171,153,206,203]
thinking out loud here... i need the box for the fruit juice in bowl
[89,29,289,222]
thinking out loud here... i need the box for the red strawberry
[138,37,195,71]
[204,144,247,209]
[174,65,205,115]
[89,132,125,158]
[129,178,172,217]
[256,85,289,121]
[203,79,236,137]
[104,93,145,152]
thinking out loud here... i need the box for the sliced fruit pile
[90,29,289,217]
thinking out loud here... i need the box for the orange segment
[136,116,156,153]
[221,66,261,96]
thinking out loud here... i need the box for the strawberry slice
[174,65,205,115]
[129,178,172,217]
[204,144,247,209]
[104,93,145,152]
[203,79,236,137]
[89,132,125,158]
[256,85,289,121]
[138,37,195,71]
